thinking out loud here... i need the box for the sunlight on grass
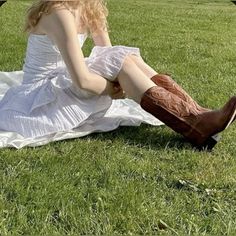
[0,0,235,235]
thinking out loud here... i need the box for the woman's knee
[123,55,136,66]
[128,54,148,69]
[129,54,145,63]
[122,54,144,68]
[128,54,157,78]
[121,55,137,72]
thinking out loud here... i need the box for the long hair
[24,0,108,33]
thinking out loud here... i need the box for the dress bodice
[22,34,87,82]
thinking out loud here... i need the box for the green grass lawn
[0,0,236,235]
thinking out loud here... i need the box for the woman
[0,0,235,149]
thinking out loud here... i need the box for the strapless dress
[0,33,162,148]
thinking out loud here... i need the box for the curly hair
[24,0,108,33]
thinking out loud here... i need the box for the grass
[0,0,236,235]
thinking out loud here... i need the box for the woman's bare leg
[117,55,236,150]
[128,54,210,112]
[128,55,157,78]
[117,56,156,103]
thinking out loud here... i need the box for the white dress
[0,33,163,148]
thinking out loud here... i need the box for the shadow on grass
[80,124,193,152]
[0,1,6,7]
[6,124,192,152]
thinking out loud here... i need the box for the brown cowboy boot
[151,74,210,113]
[151,74,236,124]
[140,86,236,150]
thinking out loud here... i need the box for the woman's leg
[118,55,236,150]
[128,55,209,112]
[117,56,156,103]
[128,55,157,78]
[131,56,236,120]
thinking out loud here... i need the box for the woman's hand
[103,81,126,99]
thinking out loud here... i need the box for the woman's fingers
[106,81,125,99]
[113,82,121,91]
[112,88,126,99]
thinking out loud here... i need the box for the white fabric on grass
[0,34,163,148]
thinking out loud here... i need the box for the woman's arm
[91,29,112,47]
[39,9,116,96]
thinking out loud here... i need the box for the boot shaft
[151,74,210,113]
[140,86,236,148]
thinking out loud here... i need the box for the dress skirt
[0,46,163,148]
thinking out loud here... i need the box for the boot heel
[196,134,221,151]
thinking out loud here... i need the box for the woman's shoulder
[30,23,46,35]
[30,3,79,34]
[32,6,77,35]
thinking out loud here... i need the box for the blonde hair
[24,0,108,33]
